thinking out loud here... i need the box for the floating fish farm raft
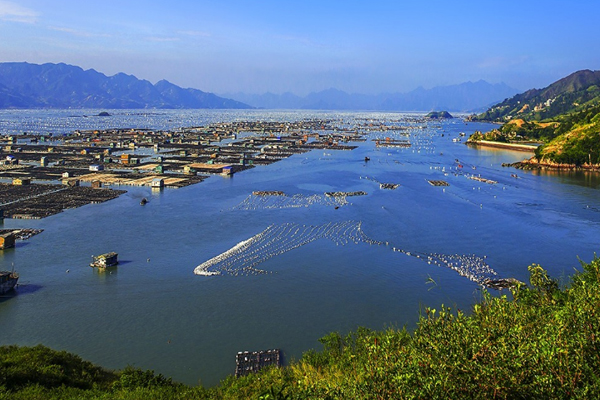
[235,349,281,377]
[90,252,119,269]
[380,183,400,189]
[469,176,498,184]
[0,183,125,219]
[0,118,381,218]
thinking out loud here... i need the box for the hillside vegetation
[472,70,600,123]
[469,70,600,167]
[2,255,600,399]
[532,104,600,165]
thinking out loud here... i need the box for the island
[425,110,453,119]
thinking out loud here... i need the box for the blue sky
[1,0,599,95]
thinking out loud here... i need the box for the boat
[90,252,119,269]
[0,270,18,294]
[140,198,148,206]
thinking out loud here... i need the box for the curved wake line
[194,221,499,285]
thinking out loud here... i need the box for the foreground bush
[2,256,600,399]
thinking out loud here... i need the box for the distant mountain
[377,81,519,112]
[227,92,305,110]
[0,62,251,109]
[224,81,518,112]
[473,69,600,122]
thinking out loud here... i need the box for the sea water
[0,109,599,387]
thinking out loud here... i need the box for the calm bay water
[0,109,599,387]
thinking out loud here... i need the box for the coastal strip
[467,140,539,152]
[503,158,600,172]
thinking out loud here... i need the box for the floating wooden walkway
[373,138,411,148]
[235,349,281,377]
[428,180,450,187]
[380,183,399,190]
[325,191,367,197]
[469,176,497,184]
[252,191,285,196]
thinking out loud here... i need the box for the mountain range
[0,62,251,109]
[224,81,518,112]
[0,61,519,111]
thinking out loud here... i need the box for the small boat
[140,198,148,206]
[90,252,119,269]
[0,270,18,294]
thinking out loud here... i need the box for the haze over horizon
[1,0,599,96]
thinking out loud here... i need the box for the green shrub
[3,255,600,399]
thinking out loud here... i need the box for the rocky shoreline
[502,158,600,172]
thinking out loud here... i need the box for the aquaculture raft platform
[235,349,281,377]
[428,180,450,187]
[0,183,126,219]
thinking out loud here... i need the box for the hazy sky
[1,0,599,95]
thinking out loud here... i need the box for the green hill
[532,105,600,166]
[469,70,600,167]
[3,255,600,399]
[472,70,600,123]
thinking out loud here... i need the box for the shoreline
[505,158,600,172]
[466,140,539,152]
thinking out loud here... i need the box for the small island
[425,111,453,119]
[98,111,111,117]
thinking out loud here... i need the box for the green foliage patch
[472,70,600,123]
[3,255,600,399]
